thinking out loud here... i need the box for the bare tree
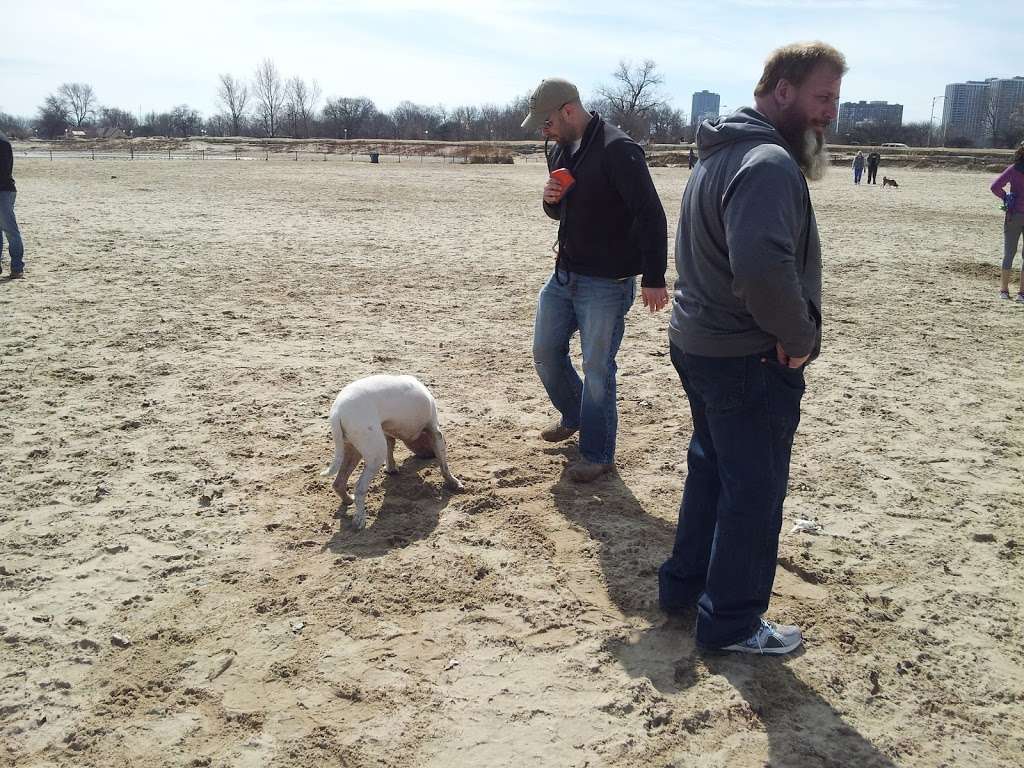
[1009,103,1024,147]
[0,111,32,139]
[97,106,138,134]
[252,58,285,137]
[390,101,443,140]
[648,103,688,143]
[322,96,379,139]
[169,104,202,137]
[284,76,321,138]
[597,59,666,140]
[58,82,97,127]
[449,105,480,141]
[217,73,249,136]
[35,94,71,138]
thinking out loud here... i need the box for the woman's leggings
[1004,212,1024,270]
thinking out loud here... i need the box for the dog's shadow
[324,456,454,558]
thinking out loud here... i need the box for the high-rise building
[942,76,1024,145]
[835,100,904,135]
[989,77,1024,141]
[690,90,721,126]
[942,80,992,144]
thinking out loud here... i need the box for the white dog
[320,374,463,529]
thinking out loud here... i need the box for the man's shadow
[324,456,453,558]
[548,445,676,616]
[549,448,898,767]
[615,629,899,767]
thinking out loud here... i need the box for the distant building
[942,76,1024,146]
[835,100,904,135]
[690,90,721,126]
[942,80,993,144]
[988,76,1024,142]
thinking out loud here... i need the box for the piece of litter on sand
[208,650,237,681]
[790,518,823,534]
[111,633,132,648]
[290,621,305,633]
[443,659,460,671]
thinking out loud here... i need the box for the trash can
[369,152,379,164]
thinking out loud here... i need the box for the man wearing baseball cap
[524,77,668,483]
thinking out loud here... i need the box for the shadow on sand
[323,456,454,558]
[546,447,898,767]
[547,445,676,617]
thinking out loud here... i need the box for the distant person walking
[660,41,846,655]
[0,131,24,279]
[522,77,668,482]
[688,147,697,169]
[991,141,1024,302]
[866,150,880,184]
[852,150,865,184]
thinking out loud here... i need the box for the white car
[881,142,909,148]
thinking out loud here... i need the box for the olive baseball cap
[521,78,580,130]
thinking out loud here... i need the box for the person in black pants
[866,151,880,184]
[0,131,24,278]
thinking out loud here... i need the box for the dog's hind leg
[333,442,360,505]
[351,453,384,530]
[349,429,386,529]
[426,427,463,491]
[385,436,398,474]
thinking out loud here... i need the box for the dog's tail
[320,409,345,478]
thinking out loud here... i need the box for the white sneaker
[1015,293,1024,304]
[717,618,802,655]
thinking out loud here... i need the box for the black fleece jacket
[543,114,667,287]
[0,138,14,192]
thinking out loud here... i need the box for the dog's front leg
[427,427,464,492]
[385,436,398,474]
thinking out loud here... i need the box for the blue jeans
[533,271,636,464]
[853,167,863,184]
[658,343,804,648]
[0,191,24,273]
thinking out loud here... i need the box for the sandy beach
[1,157,1022,767]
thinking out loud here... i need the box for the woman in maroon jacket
[991,141,1024,301]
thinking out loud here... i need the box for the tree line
[0,58,689,144]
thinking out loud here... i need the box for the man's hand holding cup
[544,168,575,204]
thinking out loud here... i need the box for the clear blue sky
[3,0,1019,124]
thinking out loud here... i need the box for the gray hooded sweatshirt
[668,108,822,359]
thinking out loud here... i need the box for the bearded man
[658,42,846,655]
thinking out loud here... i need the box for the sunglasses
[542,102,571,130]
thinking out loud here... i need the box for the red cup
[550,167,575,194]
